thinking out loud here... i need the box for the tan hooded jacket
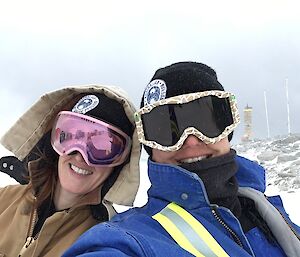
[0,85,141,257]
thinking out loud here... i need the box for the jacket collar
[147,155,266,209]
[147,159,211,209]
[235,155,266,192]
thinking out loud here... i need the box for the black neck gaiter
[179,149,241,218]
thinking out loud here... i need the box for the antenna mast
[264,91,270,138]
[285,78,291,135]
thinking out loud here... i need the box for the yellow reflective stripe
[153,212,205,257]
[167,202,229,257]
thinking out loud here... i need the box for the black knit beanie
[140,61,233,156]
[72,93,133,137]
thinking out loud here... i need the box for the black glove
[0,156,29,185]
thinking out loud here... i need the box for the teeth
[70,164,93,175]
[181,156,208,163]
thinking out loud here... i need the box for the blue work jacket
[63,156,300,257]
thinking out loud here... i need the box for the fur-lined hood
[0,84,141,207]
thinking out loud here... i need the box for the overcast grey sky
[1,0,300,143]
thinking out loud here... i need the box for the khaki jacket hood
[0,84,141,207]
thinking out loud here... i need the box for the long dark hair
[26,131,59,208]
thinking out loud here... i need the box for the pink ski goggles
[51,111,132,167]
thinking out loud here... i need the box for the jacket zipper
[211,208,244,248]
[19,198,38,257]
[19,237,35,256]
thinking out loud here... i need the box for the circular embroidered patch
[72,95,99,114]
[143,79,167,105]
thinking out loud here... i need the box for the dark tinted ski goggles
[51,111,131,167]
[134,91,240,151]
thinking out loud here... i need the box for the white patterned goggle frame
[134,90,240,152]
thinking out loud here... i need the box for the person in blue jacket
[63,62,300,257]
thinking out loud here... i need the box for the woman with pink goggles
[0,85,141,257]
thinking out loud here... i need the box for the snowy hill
[234,134,300,224]
[234,133,300,193]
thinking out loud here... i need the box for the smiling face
[152,135,230,165]
[55,152,114,209]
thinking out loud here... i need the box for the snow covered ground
[1,134,299,225]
